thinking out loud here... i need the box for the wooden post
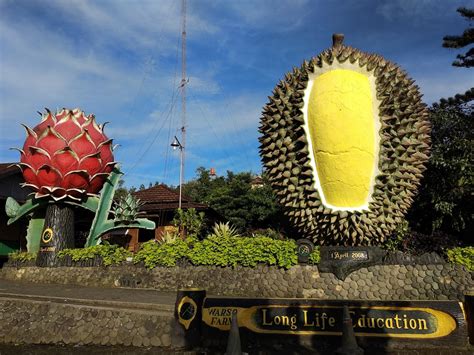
[127,228,139,252]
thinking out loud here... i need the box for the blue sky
[0,0,472,188]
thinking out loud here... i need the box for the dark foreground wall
[0,297,174,347]
[1,263,472,300]
[0,264,473,351]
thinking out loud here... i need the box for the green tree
[407,96,472,241]
[443,7,474,68]
[183,168,283,233]
[114,178,128,201]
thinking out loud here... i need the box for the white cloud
[224,0,311,31]
[376,0,446,22]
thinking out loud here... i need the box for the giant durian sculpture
[259,34,431,245]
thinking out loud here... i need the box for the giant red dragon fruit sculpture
[6,108,155,266]
[18,108,115,200]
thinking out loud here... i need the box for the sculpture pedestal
[318,246,386,280]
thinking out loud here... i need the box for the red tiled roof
[0,163,21,179]
[133,184,208,212]
[251,176,264,185]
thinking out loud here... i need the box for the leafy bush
[308,247,321,265]
[250,228,285,240]
[133,239,189,268]
[58,243,131,266]
[8,251,36,263]
[446,247,474,271]
[209,222,240,238]
[187,235,297,269]
[383,230,461,255]
[172,208,205,238]
[382,221,410,252]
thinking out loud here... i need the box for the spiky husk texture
[259,44,431,245]
[17,108,116,201]
[113,193,144,223]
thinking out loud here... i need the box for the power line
[162,15,183,183]
[126,85,180,173]
[120,0,178,162]
[187,92,239,169]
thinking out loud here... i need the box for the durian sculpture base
[318,246,387,280]
[36,204,75,267]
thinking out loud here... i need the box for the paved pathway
[0,279,177,310]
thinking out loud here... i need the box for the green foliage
[8,251,36,262]
[308,247,320,265]
[408,101,472,241]
[183,168,283,232]
[57,243,132,266]
[133,239,189,268]
[382,221,410,252]
[446,247,474,271]
[113,193,144,223]
[209,222,240,238]
[442,7,474,68]
[132,235,297,269]
[172,208,205,238]
[187,236,297,269]
[250,228,284,239]
[160,230,180,244]
[113,178,129,201]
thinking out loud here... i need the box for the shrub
[250,228,285,240]
[446,246,474,271]
[172,208,205,238]
[133,239,189,268]
[209,222,240,238]
[8,251,36,263]
[308,247,321,265]
[57,243,132,266]
[382,221,410,252]
[187,235,297,269]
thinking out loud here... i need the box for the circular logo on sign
[298,244,311,256]
[177,296,197,330]
[41,228,54,244]
[296,239,314,256]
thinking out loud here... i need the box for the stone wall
[0,297,173,347]
[1,263,472,300]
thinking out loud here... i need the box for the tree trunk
[36,204,75,267]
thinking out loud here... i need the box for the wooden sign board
[201,298,469,351]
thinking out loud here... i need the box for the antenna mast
[179,0,187,208]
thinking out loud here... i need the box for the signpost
[197,297,469,352]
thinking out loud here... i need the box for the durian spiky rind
[259,43,431,246]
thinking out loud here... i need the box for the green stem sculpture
[5,167,155,253]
